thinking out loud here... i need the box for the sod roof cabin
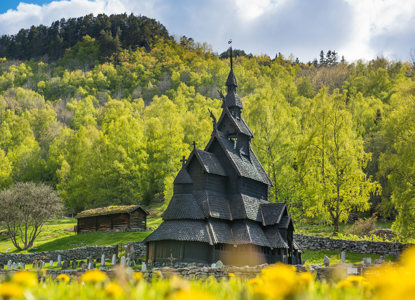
[75,205,149,233]
[144,49,302,266]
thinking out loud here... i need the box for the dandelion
[12,271,37,288]
[337,275,367,289]
[80,270,107,284]
[105,282,124,298]
[299,272,313,286]
[170,289,216,300]
[170,275,190,291]
[249,263,312,299]
[56,274,70,283]
[228,273,235,277]
[0,282,24,299]
[133,272,143,281]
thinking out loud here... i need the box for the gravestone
[61,261,69,270]
[363,257,372,265]
[374,256,385,264]
[341,251,346,262]
[126,257,131,267]
[79,261,87,271]
[126,243,135,260]
[42,261,46,269]
[323,256,330,267]
[11,263,17,269]
[216,260,224,268]
[72,260,77,269]
[57,255,62,267]
[111,254,117,265]
[120,256,126,266]
[88,262,93,270]
[141,262,147,271]
[101,254,105,267]
[7,260,12,269]
[49,260,54,267]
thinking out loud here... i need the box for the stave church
[144,49,302,266]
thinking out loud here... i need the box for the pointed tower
[144,48,302,266]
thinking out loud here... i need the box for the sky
[0,0,414,62]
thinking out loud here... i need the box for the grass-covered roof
[75,205,148,219]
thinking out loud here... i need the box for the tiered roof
[144,48,294,252]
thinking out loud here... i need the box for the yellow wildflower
[248,277,263,287]
[228,273,235,277]
[299,272,313,286]
[56,274,70,283]
[169,289,216,300]
[105,282,124,298]
[80,270,107,283]
[0,282,24,299]
[133,272,143,281]
[12,271,37,287]
[170,275,190,291]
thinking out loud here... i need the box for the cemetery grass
[302,249,394,265]
[0,218,159,254]
[295,220,394,239]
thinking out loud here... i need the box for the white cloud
[0,0,414,62]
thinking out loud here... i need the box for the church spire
[224,43,242,110]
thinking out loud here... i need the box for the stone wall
[294,234,409,256]
[0,245,118,265]
[143,265,267,280]
[130,242,146,258]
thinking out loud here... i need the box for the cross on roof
[192,141,197,150]
[180,156,187,167]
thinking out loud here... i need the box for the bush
[346,214,377,237]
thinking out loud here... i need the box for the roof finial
[228,39,233,70]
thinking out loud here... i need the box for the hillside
[0,13,170,62]
[0,13,414,238]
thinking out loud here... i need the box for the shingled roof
[75,205,148,219]
[144,220,213,244]
[162,194,205,220]
[261,202,286,226]
[173,168,193,184]
[209,134,272,185]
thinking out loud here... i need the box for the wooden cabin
[75,205,149,233]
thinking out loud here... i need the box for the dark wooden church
[144,49,302,266]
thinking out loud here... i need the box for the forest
[0,14,414,238]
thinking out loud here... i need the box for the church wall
[147,241,210,264]
[188,160,204,190]
[204,174,226,193]
[236,134,249,156]
[239,178,268,200]
[218,114,236,136]
[209,141,238,194]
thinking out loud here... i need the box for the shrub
[346,214,377,237]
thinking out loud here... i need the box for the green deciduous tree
[0,182,63,250]
[379,83,415,239]
[298,88,379,233]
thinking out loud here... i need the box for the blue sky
[0,0,414,62]
[0,0,53,13]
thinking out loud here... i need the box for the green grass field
[295,220,394,239]
[302,249,394,265]
[0,218,160,254]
